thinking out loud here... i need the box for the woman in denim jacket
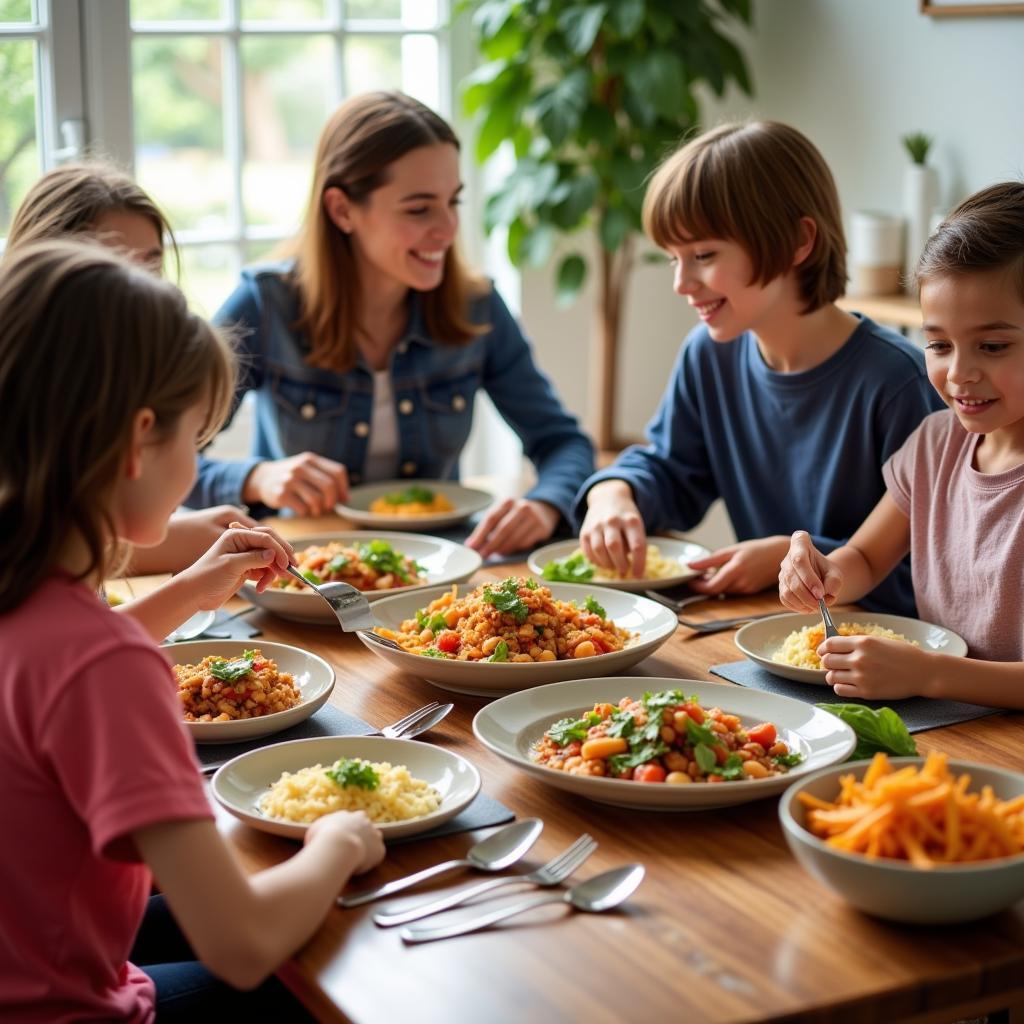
[189,91,593,557]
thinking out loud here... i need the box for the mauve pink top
[883,409,1024,662]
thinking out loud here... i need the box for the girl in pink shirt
[779,181,1024,710]
[0,240,385,1022]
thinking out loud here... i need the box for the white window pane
[0,0,34,22]
[241,34,333,231]
[133,36,230,234]
[401,34,438,110]
[401,0,438,30]
[131,0,225,21]
[345,34,401,94]
[245,238,284,264]
[346,0,400,18]
[241,0,325,21]
[178,243,238,318]
[0,38,39,237]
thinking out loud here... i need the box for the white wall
[520,0,1024,442]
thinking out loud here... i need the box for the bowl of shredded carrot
[779,752,1024,923]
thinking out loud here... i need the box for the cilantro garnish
[547,713,600,746]
[326,554,349,574]
[358,539,412,582]
[325,758,379,790]
[415,609,448,633]
[608,740,669,775]
[483,578,530,623]
[542,552,594,583]
[583,595,606,618]
[382,485,434,506]
[773,752,804,768]
[487,640,509,663]
[421,647,449,659]
[209,649,258,682]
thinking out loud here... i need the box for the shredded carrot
[797,752,1024,866]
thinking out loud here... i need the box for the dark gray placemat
[198,703,515,840]
[709,659,999,732]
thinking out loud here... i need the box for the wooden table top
[167,517,1024,1024]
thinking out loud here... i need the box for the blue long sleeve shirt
[574,316,944,615]
[187,261,594,517]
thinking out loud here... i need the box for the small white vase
[903,164,938,288]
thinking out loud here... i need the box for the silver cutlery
[339,817,543,908]
[675,610,784,634]
[643,591,726,612]
[399,863,645,944]
[818,598,839,640]
[284,565,402,651]
[373,833,597,927]
[199,701,453,776]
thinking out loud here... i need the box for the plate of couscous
[240,531,482,624]
[210,735,481,840]
[163,639,335,743]
[337,480,492,531]
[735,612,968,685]
[359,577,679,696]
[527,537,711,592]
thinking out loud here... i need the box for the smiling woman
[189,91,594,558]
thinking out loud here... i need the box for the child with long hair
[576,122,942,613]
[0,240,384,1020]
[5,161,257,574]
[779,182,1024,708]
[190,90,594,558]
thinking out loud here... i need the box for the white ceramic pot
[903,164,938,287]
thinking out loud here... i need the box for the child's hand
[305,811,385,875]
[686,536,790,595]
[579,480,647,577]
[819,636,930,700]
[179,524,295,610]
[778,530,844,611]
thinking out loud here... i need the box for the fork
[675,610,785,634]
[372,833,598,927]
[818,598,839,640]
[285,565,402,651]
[199,701,452,776]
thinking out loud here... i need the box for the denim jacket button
[397,343,409,354]
[300,402,317,421]
[451,394,467,412]
[354,421,370,438]
[398,398,414,415]
[401,461,417,475]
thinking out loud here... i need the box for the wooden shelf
[838,293,921,330]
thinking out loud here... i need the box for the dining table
[135,514,1024,1024]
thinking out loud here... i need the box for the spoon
[399,864,646,943]
[164,608,217,643]
[338,817,543,908]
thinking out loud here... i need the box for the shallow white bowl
[735,611,968,685]
[472,677,855,810]
[163,639,335,744]
[337,480,492,531]
[211,735,481,841]
[779,757,1024,923]
[359,582,679,697]
[241,531,482,624]
[526,537,711,592]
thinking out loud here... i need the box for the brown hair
[287,91,487,371]
[0,240,235,613]
[5,161,178,275]
[916,181,1024,300]
[643,121,847,313]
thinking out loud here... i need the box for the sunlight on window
[0,39,38,237]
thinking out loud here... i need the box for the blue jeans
[132,894,313,1021]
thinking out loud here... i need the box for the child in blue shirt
[575,121,942,615]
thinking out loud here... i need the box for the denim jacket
[187,260,594,518]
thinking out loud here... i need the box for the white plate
[211,735,481,840]
[163,639,335,744]
[358,581,679,697]
[735,611,969,685]
[472,677,856,810]
[241,532,482,624]
[337,480,492,531]
[527,537,711,592]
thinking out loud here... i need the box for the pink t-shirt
[883,409,1024,662]
[0,575,213,1023]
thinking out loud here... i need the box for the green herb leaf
[326,554,349,574]
[583,595,606,618]
[483,578,530,623]
[301,569,323,585]
[693,742,718,774]
[421,647,449,659]
[773,752,804,768]
[643,689,690,713]
[608,740,669,774]
[605,709,637,740]
[541,551,595,583]
[209,652,255,682]
[358,539,412,582]
[683,715,723,751]
[325,757,379,791]
[382,485,434,505]
[547,715,592,746]
[488,640,509,663]
[716,753,747,780]
[816,704,918,761]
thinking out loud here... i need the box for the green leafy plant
[457,0,754,446]
[901,132,933,166]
